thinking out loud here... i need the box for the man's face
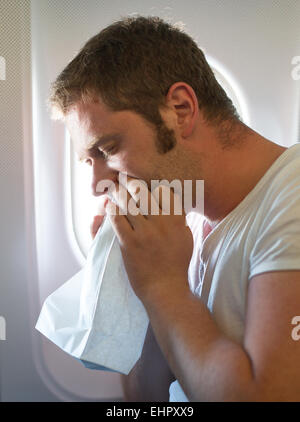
[65,97,187,197]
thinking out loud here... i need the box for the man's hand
[105,177,193,301]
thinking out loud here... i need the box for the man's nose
[91,160,118,197]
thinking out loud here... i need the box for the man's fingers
[123,176,183,218]
[97,195,109,215]
[106,199,133,246]
[126,179,150,216]
[108,180,147,228]
[118,176,161,219]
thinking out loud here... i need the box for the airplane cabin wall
[0,0,299,402]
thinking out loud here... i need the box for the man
[49,16,300,401]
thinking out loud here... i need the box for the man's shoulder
[262,143,300,203]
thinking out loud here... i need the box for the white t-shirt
[169,142,300,401]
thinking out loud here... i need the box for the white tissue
[35,215,149,374]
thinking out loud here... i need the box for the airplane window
[67,135,100,260]
[211,64,249,125]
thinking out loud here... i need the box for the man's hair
[49,15,240,152]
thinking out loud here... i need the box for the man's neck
[201,126,287,228]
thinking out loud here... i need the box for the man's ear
[163,82,199,138]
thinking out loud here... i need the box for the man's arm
[140,270,300,401]
[121,323,176,402]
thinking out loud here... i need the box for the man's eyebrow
[88,132,123,149]
[78,132,122,162]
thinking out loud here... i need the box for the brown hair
[49,15,240,152]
